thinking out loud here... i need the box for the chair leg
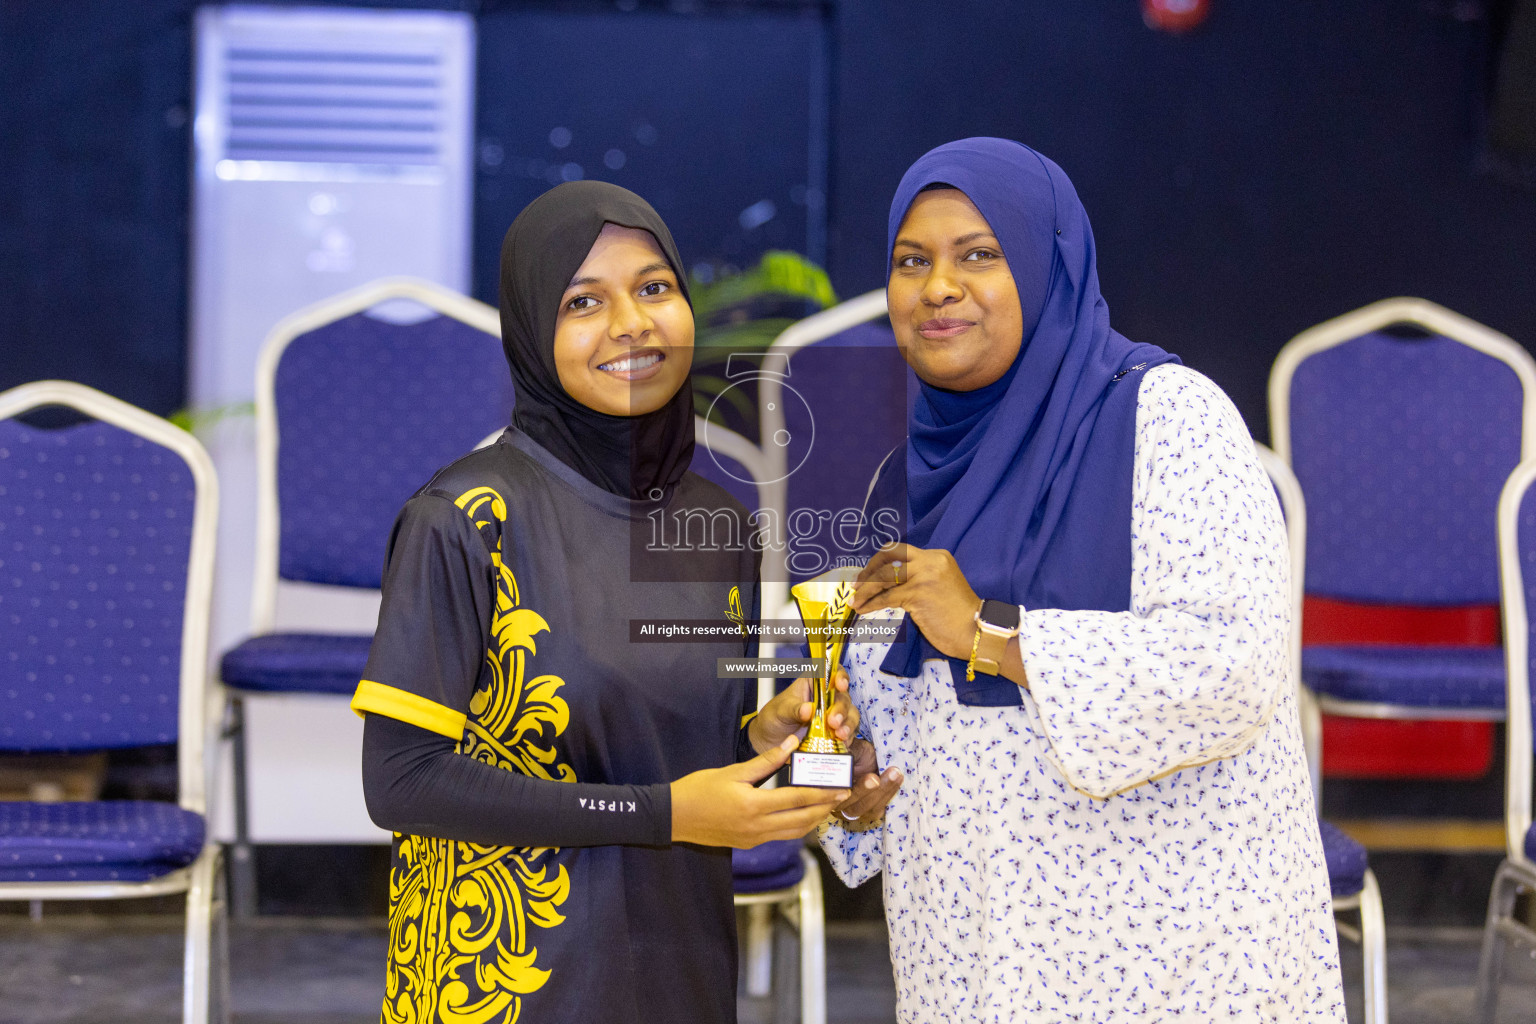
[227,696,258,919]
[771,912,797,1024]
[745,902,774,997]
[183,846,222,1024]
[1358,869,1388,1024]
[1474,860,1522,1024]
[798,849,826,1024]
[212,853,231,1024]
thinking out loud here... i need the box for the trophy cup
[788,567,859,788]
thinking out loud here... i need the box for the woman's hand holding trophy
[746,567,904,828]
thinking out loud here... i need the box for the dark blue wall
[833,1,1536,436]
[1,1,195,418]
[3,1,1534,441]
[472,6,827,300]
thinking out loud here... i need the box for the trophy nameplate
[788,567,860,789]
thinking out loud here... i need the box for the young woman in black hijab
[352,181,871,1024]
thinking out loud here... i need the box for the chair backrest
[1497,460,1536,867]
[1270,298,1536,606]
[1254,441,1322,802]
[251,277,510,632]
[758,290,908,587]
[0,381,217,813]
[690,418,783,708]
[692,415,768,515]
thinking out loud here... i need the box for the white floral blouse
[821,364,1346,1023]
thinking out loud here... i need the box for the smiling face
[887,188,1025,392]
[553,223,694,416]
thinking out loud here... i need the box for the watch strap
[967,600,1021,680]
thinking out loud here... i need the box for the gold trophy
[788,567,860,788]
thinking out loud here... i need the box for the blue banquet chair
[1256,443,1388,1024]
[731,841,827,1024]
[1474,460,1536,1022]
[758,289,905,600]
[0,380,225,1023]
[746,291,902,1024]
[1269,298,1536,766]
[693,415,828,1024]
[694,412,772,516]
[218,277,510,916]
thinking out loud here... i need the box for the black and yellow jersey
[352,426,759,1024]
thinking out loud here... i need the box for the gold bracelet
[965,601,984,682]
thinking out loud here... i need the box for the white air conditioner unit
[189,5,475,845]
[192,4,474,405]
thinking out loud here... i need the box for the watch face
[981,599,1020,631]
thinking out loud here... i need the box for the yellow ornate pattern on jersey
[381,485,574,1024]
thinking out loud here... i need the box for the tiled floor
[1,914,1533,1023]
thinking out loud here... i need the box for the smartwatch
[967,599,1021,681]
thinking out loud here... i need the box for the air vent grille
[221,47,446,167]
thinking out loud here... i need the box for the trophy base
[788,750,854,789]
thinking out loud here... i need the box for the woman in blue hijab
[824,139,1345,1022]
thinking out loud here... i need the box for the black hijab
[499,180,695,500]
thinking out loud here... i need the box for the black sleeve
[357,490,672,848]
[363,713,673,848]
[358,491,497,718]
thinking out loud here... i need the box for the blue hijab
[875,138,1179,705]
